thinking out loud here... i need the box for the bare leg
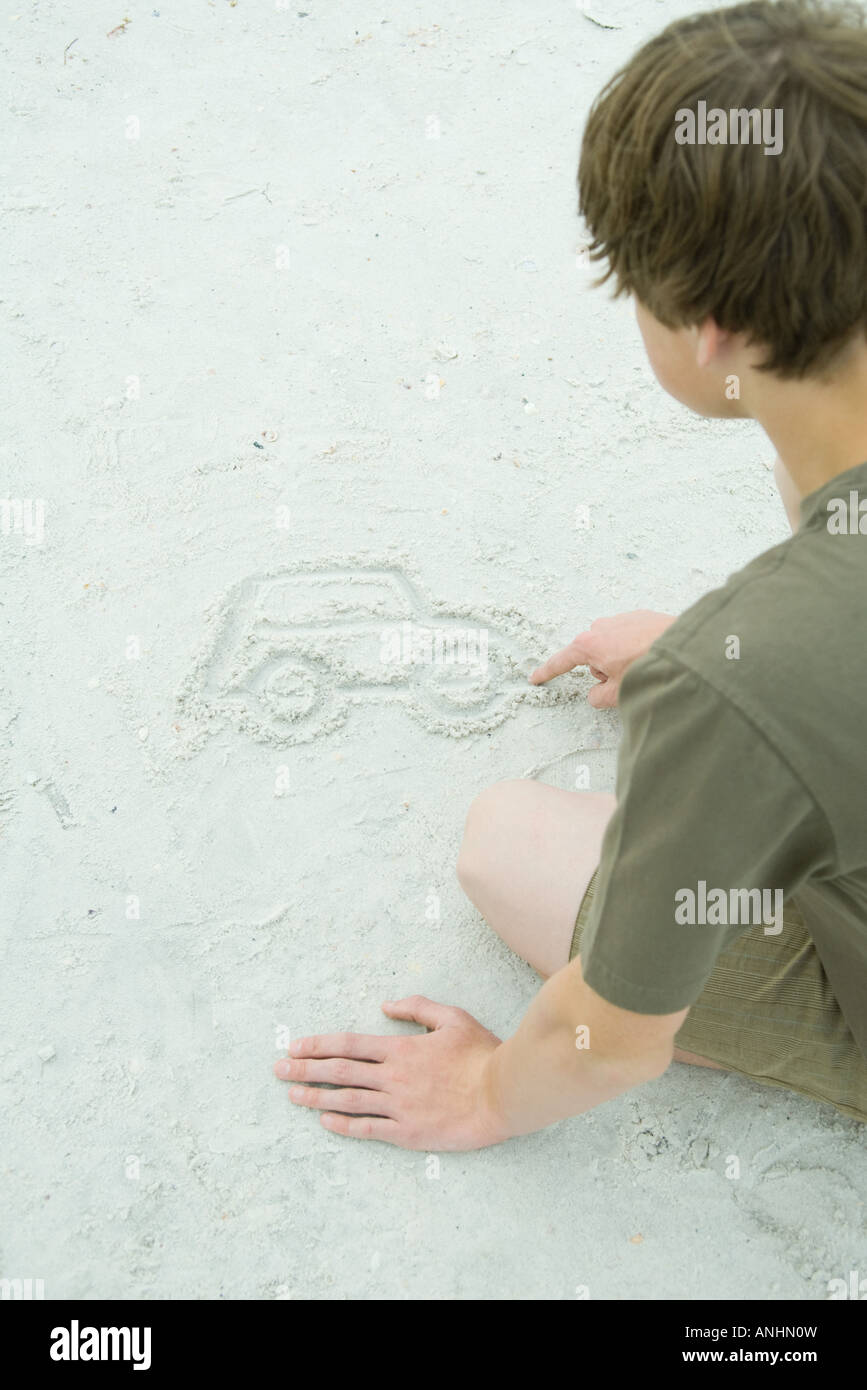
[457,778,727,1070]
[456,779,615,978]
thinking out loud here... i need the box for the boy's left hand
[273,995,511,1151]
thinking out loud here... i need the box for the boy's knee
[456,787,492,892]
[456,779,529,893]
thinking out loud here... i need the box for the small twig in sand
[581,1,622,30]
[63,38,78,64]
[221,186,275,207]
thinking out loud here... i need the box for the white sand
[3,0,864,1300]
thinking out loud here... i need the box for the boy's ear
[695,317,725,369]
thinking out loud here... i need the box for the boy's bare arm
[485,956,688,1137]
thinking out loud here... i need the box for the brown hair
[578,0,867,376]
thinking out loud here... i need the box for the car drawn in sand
[188,566,557,745]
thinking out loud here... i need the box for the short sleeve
[578,650,834,1014]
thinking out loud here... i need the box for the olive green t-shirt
[579,459,867,1062]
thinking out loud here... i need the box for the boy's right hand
[529,610,676,708]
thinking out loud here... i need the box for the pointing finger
[529,634,594,685]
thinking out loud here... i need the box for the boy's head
[578,0,867,415]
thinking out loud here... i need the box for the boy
[275,0,867,1146]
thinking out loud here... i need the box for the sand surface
[3,0,864,1299]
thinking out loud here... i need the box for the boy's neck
[750,337,867,503]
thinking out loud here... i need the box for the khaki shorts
[571,870,867,1124]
